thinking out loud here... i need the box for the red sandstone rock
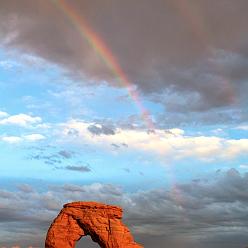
[45,201,143,248]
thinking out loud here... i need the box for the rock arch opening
[45,201,143,248]
[76,235,100,248]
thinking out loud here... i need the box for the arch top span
[45,201,143,248]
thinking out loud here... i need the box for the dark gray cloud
[66,128,80,137]
[64,165,91,173]
[123,168,130,173]
[27,148,94,175]
[1,169,248,247]
[27,148,76,165]
[111,143,128,149]
[156,107,248,127]
[58,150,74,159]
[0,0,248,118]
[88,124,116,135]
[29,153,62,165]
[111,143,120,149]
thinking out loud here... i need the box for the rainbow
[51,0,154,130]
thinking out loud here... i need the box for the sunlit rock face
[45,201,143,248]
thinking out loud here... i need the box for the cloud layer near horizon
[0,0,248,116]
[1,169,248,248]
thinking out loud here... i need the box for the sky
[0,0,248,247]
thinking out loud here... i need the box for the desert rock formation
[45,201,143,248]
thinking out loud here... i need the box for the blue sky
[0,1,248,248]
[0,49,247,188]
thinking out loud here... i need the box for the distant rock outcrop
[45,201,143,248]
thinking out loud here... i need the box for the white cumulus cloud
[0,111,9,118]
[1,134,45,144]
[61,119,248,161]
[236,125,248,131]
[0,113,42,127]
[23,134,45,142]
[1,136,22,144]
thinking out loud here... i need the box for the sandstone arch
[45,202,143,248]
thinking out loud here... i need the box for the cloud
[28,153,61,165]
[156,107,247,127]
[27,148,76,165]
[62,119,248,161]
[123,168,130,173]
[1,169,248,247]
[240,164,248,169]
[0,113,42,127]
[64,165,91,173]
[0,0,248,116]
[24,134,45,142]
[87,124,116,136]
[236,125,248,131]
[1,136,22,144]
[17,184,34,193]
[1,134,45,144]
[58,150,73,159]
[0,111,9,118]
